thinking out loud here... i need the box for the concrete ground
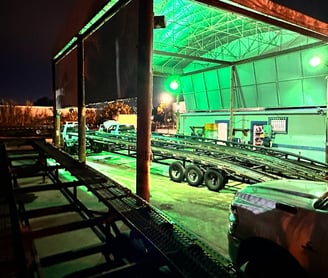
[16,150,246,277]
[85,151,246,258]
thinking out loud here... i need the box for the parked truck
[98,120,136,135]
[60,122,86,154]
[60,120,135,154]
[228,179,328,277]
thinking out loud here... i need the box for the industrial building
[53,0,328,163]
[1,0,328,277]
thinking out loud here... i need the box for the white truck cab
[98,120,135,135]
[228,179,328,277]
[60,122,90,154]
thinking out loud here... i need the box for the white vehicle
[98,120,135,135]
[60,122,90,154]
[228,179,328,278]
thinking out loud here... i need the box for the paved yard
[86,152,246,258]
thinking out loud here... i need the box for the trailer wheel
[63,143,75,155]
[204,169,226,191]
[185,165,204,187]
[92,144,102,153]
[169,161,185,182]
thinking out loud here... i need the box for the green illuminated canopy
[55,0,325,75]
[54,0,328,110]
[153,0,323,76]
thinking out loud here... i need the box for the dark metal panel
[53,0,110,55]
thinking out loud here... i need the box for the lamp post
[168,80,180,134]
[175,96,180,134]
[166,78,181,134]
[160,92,173,132]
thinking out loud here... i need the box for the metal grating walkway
[0,138,237,278]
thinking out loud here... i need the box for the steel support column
[229,65,236,141]
[136,0,153,201]
[77,35,87,164]
[52,59,60,148]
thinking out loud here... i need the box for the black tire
[244,257,305,278]
[108,144,115,152]
[185,164,203,187]
[244,260,267,277]
[204,168,226,191]
[63,143,73,154]
[243,245,306,278]
[169,161,185,182]
[92,143,102,153]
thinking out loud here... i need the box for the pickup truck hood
[238,179,328,209]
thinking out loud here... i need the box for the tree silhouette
[99,101,134,123]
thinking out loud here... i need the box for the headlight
[228,205,239,231]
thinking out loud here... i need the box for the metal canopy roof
[152,0,323,77]
[53,0,328,109]
[54,0,327,78]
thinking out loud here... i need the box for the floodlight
[170,81,179,91]
[165,76,180,93]
[154,15,166,29]
[309,56,321,67]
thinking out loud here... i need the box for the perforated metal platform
[0,138,237,278]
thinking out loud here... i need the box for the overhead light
[309,56,321,67]
[154,15,166,29]
[165,75,181,94]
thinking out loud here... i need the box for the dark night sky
[0,0,76,105]
[0,0,326,105]
[272,0,327,23]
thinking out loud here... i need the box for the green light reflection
[53,0,119,61]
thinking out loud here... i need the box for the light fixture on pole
[154,15,166,29]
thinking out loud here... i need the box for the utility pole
[229,65,236,141]
[175,93,180,134]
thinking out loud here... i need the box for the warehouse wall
[181,44,328,112]
[179,108,326,162]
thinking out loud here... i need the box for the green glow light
[79,0,119,36]
[53,37,77,61]
[53,0,119,60]
[170,80,179,90]
[59,169,77,182]
[78,185,94,196]
[309,56,321,67]
[165,76,180,94]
